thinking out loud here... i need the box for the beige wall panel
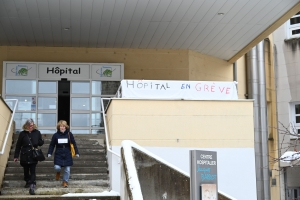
[236,56,247,99]
[107,99,254,148]
[110,100,253,116]
[189,51,233,81]
[0,102,11,122]
[0,100,14,186]
[0,46,239,94]
[112,139,254,148]
[110,115,253,140]
[0,119,8,143]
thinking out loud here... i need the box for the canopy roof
[0,0,299,62]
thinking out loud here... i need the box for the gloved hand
[48,154,51,158]
[76,154,79,157]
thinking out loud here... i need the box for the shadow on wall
[284,38,300,52]
[122,146,233,200]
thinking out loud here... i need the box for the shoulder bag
[68,132,76,157]
[27,134,45,162]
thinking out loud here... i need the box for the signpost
[190,150,218,200]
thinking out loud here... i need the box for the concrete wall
[107,99,256,200]
[273,21,300,200]
[0,98,14,185]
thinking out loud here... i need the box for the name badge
[58,138,68,144]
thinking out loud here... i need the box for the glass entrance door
[5,79,121,134]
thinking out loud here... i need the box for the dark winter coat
[47,130,79,167]
[14,129,44,164]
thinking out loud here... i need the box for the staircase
[0,134,120,200]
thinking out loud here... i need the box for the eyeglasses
[28,124,34,127]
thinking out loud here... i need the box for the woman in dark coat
[14,118,44,195]
[47,120,79,188]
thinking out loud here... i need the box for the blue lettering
[201,174,217,181]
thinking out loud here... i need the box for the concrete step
[0,186,111,196]
[0,195,120,200]
[11,141,105,148]
[3,134,112,200]
[9,154,107,161]
[10,148,106,155]
[7,160,107,168]
[3,179,109,188]
[4,173,108,181]
[5,167,107,174]
[13,134,106,140]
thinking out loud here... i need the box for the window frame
[286,12,300,39]
[290,102,300,138]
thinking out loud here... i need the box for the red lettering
[226,87,231,94]
[211,85,215,92]
[219,87,225,93]
[204,85,209,92]
[195,83,201,91]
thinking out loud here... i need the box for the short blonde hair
[22,118,38,130]
[56,120,69,129]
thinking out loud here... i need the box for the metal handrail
[0,99,18,155]
[101,97,120,157]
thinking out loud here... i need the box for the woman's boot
[29,184,35,195]
[24,180,30,188]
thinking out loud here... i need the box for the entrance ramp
[0,134,120,200]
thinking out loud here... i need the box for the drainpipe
[247,40,270,200]
[233,62,238,91]
[257,40,270,200]
[247,45,263,200]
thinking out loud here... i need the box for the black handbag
[32,148,45,161]
[27,135,45,162]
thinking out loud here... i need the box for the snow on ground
[61,190,120,197]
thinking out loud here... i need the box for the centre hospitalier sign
[121,80,238,100]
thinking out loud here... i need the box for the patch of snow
[280,151,300,162]
[61,190,120,197]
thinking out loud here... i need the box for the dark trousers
[20,163,37,184]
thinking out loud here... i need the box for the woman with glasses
[13,118,44,195]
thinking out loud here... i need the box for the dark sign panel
[190,150,218,200]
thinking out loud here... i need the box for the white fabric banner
[121,80,238,100]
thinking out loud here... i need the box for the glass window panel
[91,113,103,128]
[296,104,300,114]
[91,129,105,134]
[6,80,36,94]
[6,96,36,111]
[71,114,90,127]
[72,98,90,110]
[14,113,36,128]
[92,97,101,111]
[37,114,56,127]
[101,81,120,95]
[296,116,300,123]
[290,16,300,25]
[92,81,102,95]
[38,81,57,94]
[292,29,300,35]
[39,130,56,134]
[71,82,90,94]
[38,97,56,110]
[71,130,90,134]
